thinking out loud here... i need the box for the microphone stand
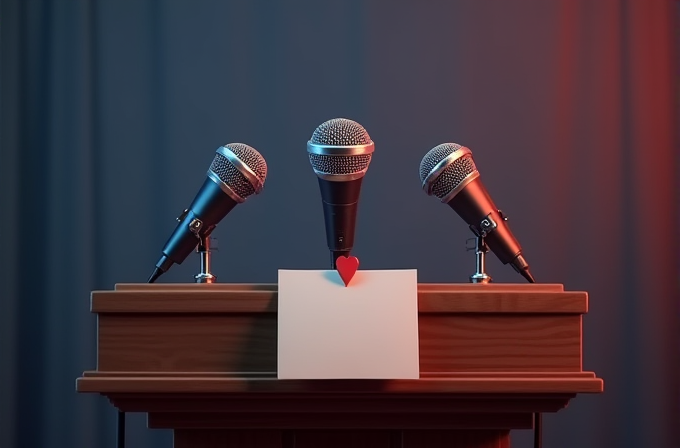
[468,236,492,284]
[195,235,216,283]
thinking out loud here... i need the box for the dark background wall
[1,1,678,447]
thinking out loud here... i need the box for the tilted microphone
[419,143,535,283]
[307,118,375,268]
[148,143,267,283]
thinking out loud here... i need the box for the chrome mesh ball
[430,153,477,198]
[419,143,464,183]
[308,153,372,175]
[310,118,371,146]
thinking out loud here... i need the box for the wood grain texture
[77,375,602,394]
[114,283,278,291]
[96,390,576,413]
[418,284,563,292]
[93,283,586,314]
[92,290,277,313]
[419,315,582,372]
[92,283,587,374]
[97,314,277,372]
[418,291,586,313]
[95,314,581,373]
[114,283,562,292]
[81,370,596,379]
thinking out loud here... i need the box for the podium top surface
[90,283,587,314]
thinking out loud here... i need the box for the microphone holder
[194,235,217,283]
[467,236,492,284]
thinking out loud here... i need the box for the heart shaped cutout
[336,255,360,287]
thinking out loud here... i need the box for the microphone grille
[209,143,267,200]
[430,154,477,199]
[308,153,373,176]
[419,143,464,183]
[311,118,371,146]
[420,143,478,199]
[226,143,268,181]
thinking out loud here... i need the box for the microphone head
[420,143,479,203]
[307,118,375,181]
[208,143,267,203]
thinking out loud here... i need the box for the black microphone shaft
[147,267,163,283]
[318,177,363,258]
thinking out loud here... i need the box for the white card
[277,269,419,379]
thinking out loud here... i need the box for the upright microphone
[148,143,267,283]
[307,118,375,268]
[419,143,535,283]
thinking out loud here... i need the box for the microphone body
[307,118,375,268]
[317,177,363,260]
[420,143,534,282]
[149,143,267,282]
[157,178,238,270]
[446,178,523,266]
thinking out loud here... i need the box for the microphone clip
[469,213,499,238]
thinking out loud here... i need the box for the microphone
[307,118,375,268]
[419,143,535,283]
[148,143,267,283]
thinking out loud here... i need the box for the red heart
[336,255,360,287]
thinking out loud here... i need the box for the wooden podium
[76,283,603,448]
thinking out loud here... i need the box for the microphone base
[470,273,492,284]
[195,235,217,283]
[468,235,492,284]
[195,273,216,283]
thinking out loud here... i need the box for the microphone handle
[317,178,363,262]
[149,178,239,282]
[322,201,358,252]
[446,177,523,265]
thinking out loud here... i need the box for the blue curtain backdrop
[0,1,678,447]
